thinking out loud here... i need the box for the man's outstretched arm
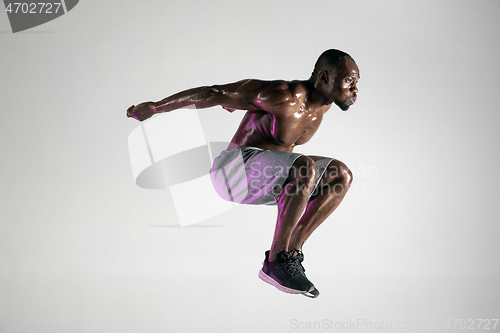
[126,79,292,121]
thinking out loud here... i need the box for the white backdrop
[1,1,499,332]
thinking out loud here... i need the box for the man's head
[310,49,360,111]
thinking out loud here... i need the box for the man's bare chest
[270,110,324,146]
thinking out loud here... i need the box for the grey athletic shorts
[209,146,334,205]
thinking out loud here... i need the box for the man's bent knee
[338,162,353,186]
[323,160,353,188]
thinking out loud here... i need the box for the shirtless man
[127,49,360,298]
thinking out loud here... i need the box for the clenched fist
[127,102,157,121]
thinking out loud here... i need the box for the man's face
[329,58,360,111]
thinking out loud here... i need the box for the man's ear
[318,70,329,84]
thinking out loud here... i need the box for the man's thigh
[211,147,302,205]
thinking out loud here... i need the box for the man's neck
[304,77,331,109]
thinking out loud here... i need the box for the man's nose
[351,84,358,94]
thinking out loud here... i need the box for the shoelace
[281,256,302,276]
[279,249,304,276]
[289,249,305,273]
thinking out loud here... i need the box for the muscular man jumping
[127,49,360,298]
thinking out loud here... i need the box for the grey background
[1,0,499,332]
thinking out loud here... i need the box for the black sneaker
[259,250,315,295]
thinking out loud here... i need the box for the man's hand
[127,102,157,121]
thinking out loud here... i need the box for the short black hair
[312,49,354,78]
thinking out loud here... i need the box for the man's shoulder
[231,79,308,113]
[238,79,307,93]
[256,80,310,98]
[288,80,310,94]
[264,79,306,90]
[250,79,290,91]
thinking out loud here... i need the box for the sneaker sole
[259,269,312,294]
[302,287,320,298]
